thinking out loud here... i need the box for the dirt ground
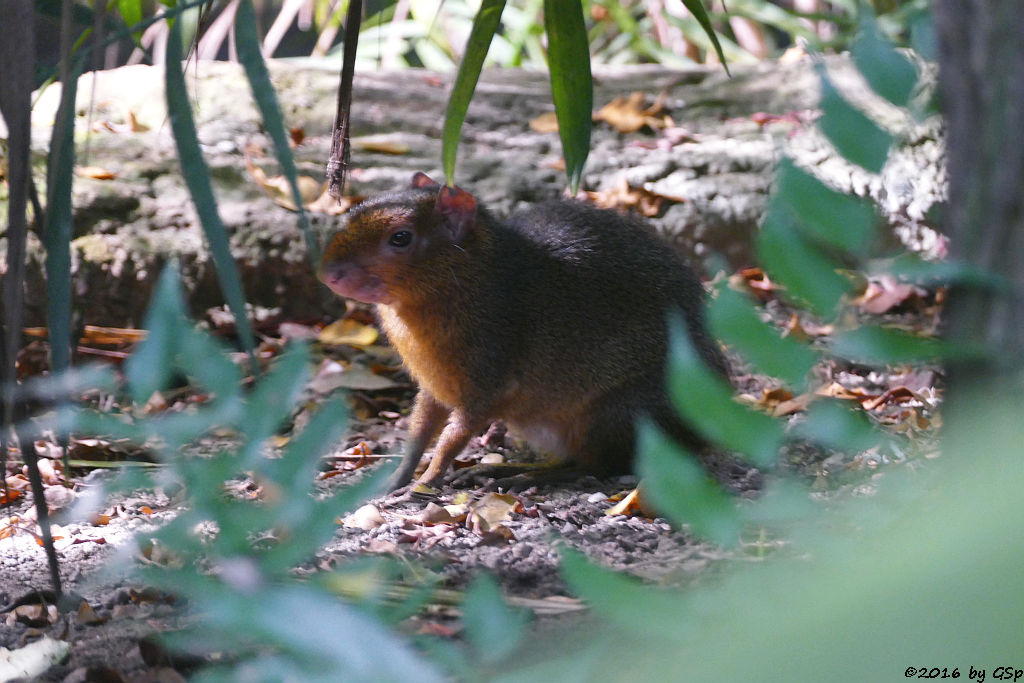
[0,301,941,680]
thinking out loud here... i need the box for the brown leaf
[309,359,401,393]
[417,502,456,525]
[77,601,106,625]
[478,525,516,544]
[74,165,117,180]
[861,386,926,411]
[585,177,662,216]
[853,276,924,315]
[278,322,320,341]
[343,504,386,530]
[604,488,655,517]
[13,603,59,627]
[732,267,781,299]
[352,135,410,155]
[784,314,834,341]
[318,319,379,347]
[305,188,362,215]
[815,382,876,402]
[442,503,469,523]
[529,111,560,133]
[595,91,669,133]
[0,487,23,504]
[468,492,518,533]
[771,392,816,417]
[81,325,147,345]
[245,156,324,210]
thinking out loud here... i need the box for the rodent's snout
[319,259,389,304]
[319,260,346,286]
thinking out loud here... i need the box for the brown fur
[320,177,726,489]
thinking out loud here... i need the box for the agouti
[320,173,727,490]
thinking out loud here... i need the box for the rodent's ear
[436,185,477,244]
[411,172,439,189]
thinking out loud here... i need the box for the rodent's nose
[320,261,345,285]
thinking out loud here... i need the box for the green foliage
[502,406,1024,680]
[635,420,741,545]
[542,0,593,194]
[60,265,457,680]
[757,204,855,317]
[42,54,80,380]
[852,11,918,108]
[505,24,1021,677]
[560,548,689,636]
[666,315,784,467]
[234,0,319,264]
[816,64,893,173]
[443,0,508,185]
[163,17,259,373]
[460,574,531,666]
[677,0,729,73]
[793,398,882,453]
[756,157,878,317]
[633,13,944,543]
[707,284,818,390]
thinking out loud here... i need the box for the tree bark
[935,2,1024,412]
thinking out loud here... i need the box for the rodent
[320,172,727,490]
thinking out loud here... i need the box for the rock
[3,56,944,327]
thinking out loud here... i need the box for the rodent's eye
[388,230,413,248]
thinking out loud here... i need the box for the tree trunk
[935,1,1024,413]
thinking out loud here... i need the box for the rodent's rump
[320,173,726,490]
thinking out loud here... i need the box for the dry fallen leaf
[309,359,401,393]
[605,488,646,517]
[76,601,106,625]
[814,382,877,402]
[318,319,380,347]
[278,322,320,341]
[305,188,362,215]
[74,165,117,180]
[529,111,560,133]
[784,313,835,341]
[853,276,924,315]
[352,135,410,155]
[467,492,518,534]
[0,487,22,505]
[245,156,324,210]
[443,503,469,523]
[731,267,782,299]
[417,502,456,525]
[343,504,386,530]
[12,603,59,627]
[861,386,928,411]
[595,91,671,133]
[585,177,663,216]
[479,452,505,465]
[771,392,816,417]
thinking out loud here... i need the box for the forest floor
[0,272,942,681]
